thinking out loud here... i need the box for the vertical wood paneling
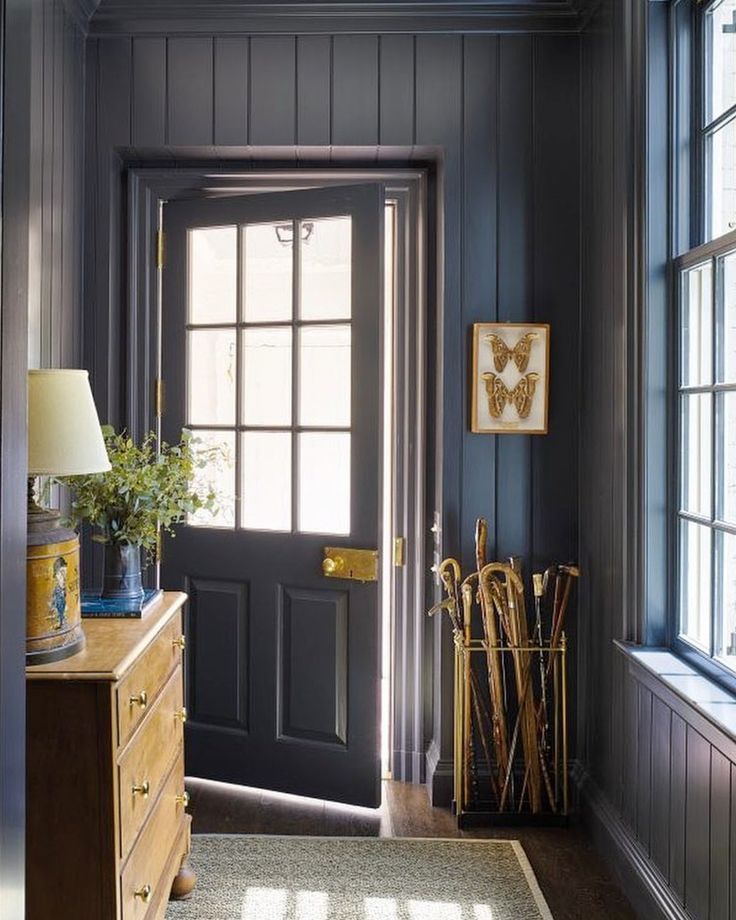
[86,28,582,803]
[495,36,533,561]
[649,694,671,874]
[132,38,166,148]
[249,36,296,146]
[27,0,86,372]
[530,35,579,571]
[710,747,731,920]
[731,764,736,919]
[670,711,687,901]
[296,36,330,150]
[685,727,711,919]
[635,684,652,851]
[93,36,131,422]
[460,35,497,570]
[214,37,248,147]
[415,34,463,765]
[332,36,379,147]
[622,671,638,831]
[167,37,214,146]
[379,35,414,147]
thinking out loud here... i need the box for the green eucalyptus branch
[59,426,222,558]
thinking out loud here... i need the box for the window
[675,0,736,676]
[702,0,736,240]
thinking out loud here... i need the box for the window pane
[680,394,713,517]
[187,329,236,426]
[241,432,291,531]
[241,328,292,427]
[721,251,736,383]
[188,227,237,324]
[706,0,736,123]
[300,217,351,320]
[244,222,293,322]
[299,325,351,427]
[716,531,736,671]
[679,520,713,651]
[708,116,736,240]
[681,263,713,385]
[719,391,736,523]
[188,430,235,528]
[298,432,350,534]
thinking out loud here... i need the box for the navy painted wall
[84,31,580,799]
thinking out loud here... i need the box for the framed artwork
[471,322,550,434]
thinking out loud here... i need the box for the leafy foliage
[61,426,221,555]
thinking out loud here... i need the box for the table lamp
[26,369,110,665]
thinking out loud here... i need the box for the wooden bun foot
[170,858,197,901]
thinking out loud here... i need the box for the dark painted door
[161,185,384,807]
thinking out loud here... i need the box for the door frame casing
[122,163,432,785]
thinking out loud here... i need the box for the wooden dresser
[27,591,195,920]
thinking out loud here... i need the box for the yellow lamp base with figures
[26,497,85,666]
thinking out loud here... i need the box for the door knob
[322,556,344,576]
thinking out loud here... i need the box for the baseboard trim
[577,769,689,920]
[425,739,453,806]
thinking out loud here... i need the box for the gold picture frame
[471,322,550,434]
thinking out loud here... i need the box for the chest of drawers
[27,591,195,920]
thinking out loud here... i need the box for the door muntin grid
[185,216,353,535]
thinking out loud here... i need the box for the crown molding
[88,0,586,35]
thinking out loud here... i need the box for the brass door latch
[322,547,379,582]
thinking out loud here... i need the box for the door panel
[161,184,384,806]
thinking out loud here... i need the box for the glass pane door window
[678,248,736,671]
[185,216,353,535]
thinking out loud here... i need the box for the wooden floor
[186,777,636,920]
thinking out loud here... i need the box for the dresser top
[26,591,187,682]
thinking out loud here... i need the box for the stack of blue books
[81,588,163,618]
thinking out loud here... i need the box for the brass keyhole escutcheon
[321,547,378,582]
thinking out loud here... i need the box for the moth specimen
[482,372,539,419]
[485,331,538,374]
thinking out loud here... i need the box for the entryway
[147,167,429,809]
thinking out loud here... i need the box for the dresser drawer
[116,613,185,746]
[120,748,187,920]
[118,666,185,858]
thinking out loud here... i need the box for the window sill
[615,640,736,745]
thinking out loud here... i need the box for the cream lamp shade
[28,369,111,476]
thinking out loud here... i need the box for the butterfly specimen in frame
[485,331,538,373]
[482,372,540,419]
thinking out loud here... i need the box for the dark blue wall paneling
[84,31,581,800]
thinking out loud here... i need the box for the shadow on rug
[166,835,553,919]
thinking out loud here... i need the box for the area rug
[166,835,553,919]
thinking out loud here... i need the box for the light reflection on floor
[240,890,493,920]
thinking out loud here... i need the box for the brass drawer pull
[131,780,150,799]
[174,706,187,724]
[134,884,152,903]
[175,790,190,809]
[129,690,148,710]
[172,634,186,651]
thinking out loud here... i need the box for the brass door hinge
[156,230,165,269]
[155,378,165,417]
[393,537,406,567]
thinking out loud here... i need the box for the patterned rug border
[185,834,554,920]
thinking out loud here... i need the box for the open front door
[161,184,384,807]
